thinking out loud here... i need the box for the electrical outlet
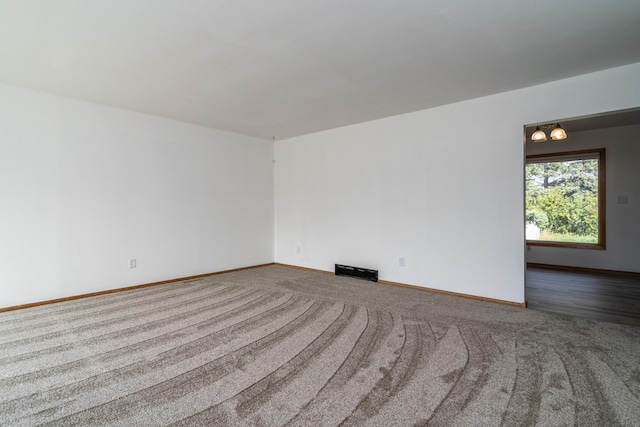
[129,259,136,268]
[617,195,628,204]
[296,245,301,254]
[399,257,405,267]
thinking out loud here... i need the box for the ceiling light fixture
[531,126,547,142]
[530,123,568,142]
[550,123,567,140]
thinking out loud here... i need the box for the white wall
[526,124,640,272]
[0,83,274,308]
[274,62,640,303]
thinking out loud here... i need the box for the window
[525,148,605,249]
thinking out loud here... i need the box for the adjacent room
[1,1,639,425]
[524,110,640,324]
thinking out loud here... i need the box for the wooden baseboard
[527,263,640,278]
[275,263,527,308]
[378,279,527,308]
[3,261,528,313]
[274,263,334,275]
[0,263,275,313]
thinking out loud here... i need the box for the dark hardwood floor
[526,267,640,326]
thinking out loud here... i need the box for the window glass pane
[526,157,599,244]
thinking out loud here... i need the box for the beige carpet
[1,265,639,426]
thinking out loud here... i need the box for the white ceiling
[1,0,640,140]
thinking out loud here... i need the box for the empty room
[1,1,639,426]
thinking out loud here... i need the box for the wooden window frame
[526,148,606,250]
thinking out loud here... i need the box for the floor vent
[335,264,378,282]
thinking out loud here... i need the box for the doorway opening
[523,107,640,325]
